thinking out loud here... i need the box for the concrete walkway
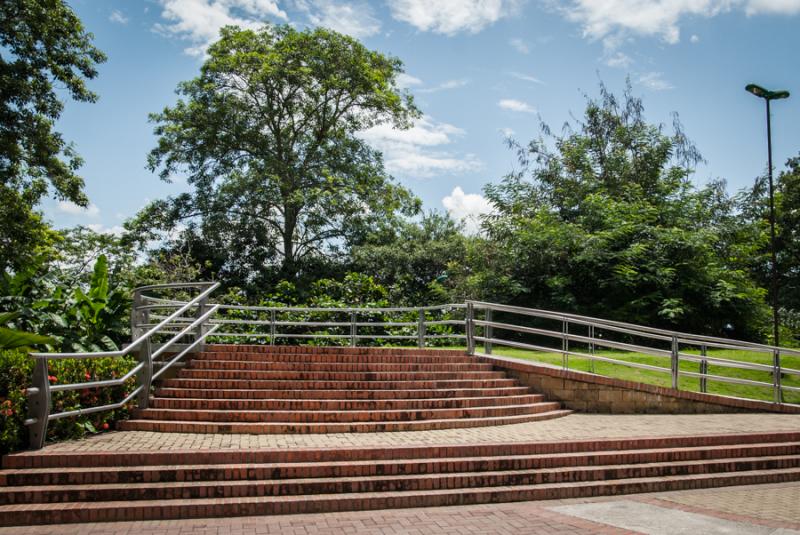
[3,482,798,534]
[24,413,800,453]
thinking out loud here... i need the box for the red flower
[48,375,57,383]
[84,372,91,381]
[102,423,109,430]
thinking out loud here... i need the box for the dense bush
[0,348,136,455]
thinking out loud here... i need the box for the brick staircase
[2,432,799,525]
[117,345,571,433]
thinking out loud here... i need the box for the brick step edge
[2,468,800,526]
[152,387,533,400]
[7,432,800,469]
[148,394,547,410]
[4,443,798,485]
[4,455,800,504]
[115,409,572,434]
[129,402,563,423]
[187,361,495,371]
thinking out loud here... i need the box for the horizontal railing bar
[49,362,144,393]
[677,353,777,373]
[214,304,464,313]
[46,384,144,422]
[424,320,464,326]
[150,305,220,360]
[678,370,775,388]
[152,325,220,381]
[135,282,218,293]
[469,300,800,356]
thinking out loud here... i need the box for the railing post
[130,288,148,340]
[671,336,679,390]
[589,324,595,373]
[27,358,50,450]
[561,318,569,370]
[270,309,276,346]
[417,309,426,349]
[773,349,782,403]
[700,344,708,393]
[194,294,209,354]
[484,309,493,355]
[350,311,357,347]
[466,302,475,355]
[136,338,152,409]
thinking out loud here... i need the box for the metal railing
[465,300,800,405]
[25,284,800,450]
[25,282,220,449]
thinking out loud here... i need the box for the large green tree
[140,24,420,284]
[475,83,769,339]
[0,0,106,274]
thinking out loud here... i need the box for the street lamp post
[745,84,790,347]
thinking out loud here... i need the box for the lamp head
[746,84,791,100]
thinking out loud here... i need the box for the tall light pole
[745,83,790,346]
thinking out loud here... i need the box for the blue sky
[47,0,800,234]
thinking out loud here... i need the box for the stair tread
[136,402,559,415]
[3,467,800,512]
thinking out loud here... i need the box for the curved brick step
[3,468,800,525]
[176,370,508,381]
[117,409,572,433]
[4,456,800,504]
[205,346,466,356]
[193,352,477,364]
[129,402,563,423]
[148,394,547,411]
[154,386,533,400]
[187,360,496,372]
[159,378,519,390]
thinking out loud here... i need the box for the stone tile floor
[2,482,797,534]
[25,413,800,453]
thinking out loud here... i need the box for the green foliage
[478,82,770,340]
[136,23,421,286]
[0,348,136,455]
[0,311,55,350]
[0,0,106,274]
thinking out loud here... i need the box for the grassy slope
[439,344,800,405]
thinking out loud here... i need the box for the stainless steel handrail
[466,300,800,406]
[25,282,220,449]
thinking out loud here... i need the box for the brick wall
[475,354,800,414]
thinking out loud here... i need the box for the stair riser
[5,446,798,486]
[193,353,477,364]
[148,395,546,411]
[205,346,467,357]
[188,361,495,372]
[129,403,562,423]
[153,387,531,400]
[5,457,800,504]
[177,370,507,381]
[8,433,800,469]
[4,470,800,526]
[160,379,519,390]
[116,410,570,434]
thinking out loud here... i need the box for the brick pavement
[30,413,800,452]
[1,482,797,534]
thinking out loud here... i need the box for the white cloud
[396,73,423,89]
[109,10,129,24]
[389,0,520,35]
[442,187,493,234]
[418,79,469,93]
[509,71,544,84]
[637,71,674,91]
[88,224,125,237]
[360,116,481,178]
[156,0,287,56]
[58,201,100,217]
[498,98,536,113]
[509,37,529,54]
[295,0,381,38]
[605,51,633,68]
[558,0,800,47]
[690,34,700,42]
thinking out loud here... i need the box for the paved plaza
[1,482,798,534]
[24,412,800,453]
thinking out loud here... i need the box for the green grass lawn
[438,344,800,405]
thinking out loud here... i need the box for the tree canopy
[0,0,106,274]
[139,24,421,285]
